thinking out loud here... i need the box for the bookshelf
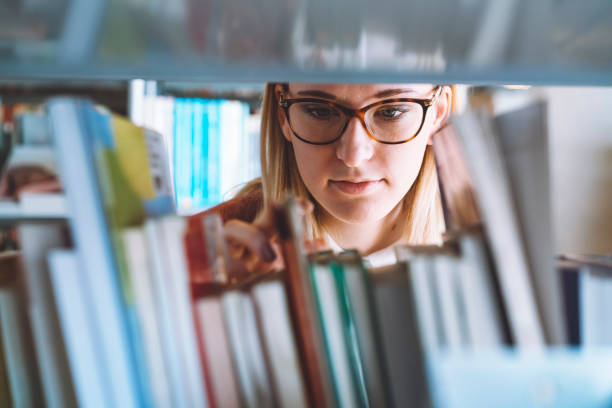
[1,2,612,408]
[0,1,611,85]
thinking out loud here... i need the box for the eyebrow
[373,88,419,98]
[295,88,419,100]
[296,90,337,99]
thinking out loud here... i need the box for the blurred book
[0,249,45,407]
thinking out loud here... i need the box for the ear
[275,84,293,143]
[427,86,452,146]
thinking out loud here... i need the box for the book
[430,247,467,349]
[0,304,11,408]
[17,223,78,408]
[310,251,359,408]
[121,227,173,408]
[453,110,545,347]
[431,123,482,230]
[336,250,390,408]
[274,199,336,408]
[0,251,44,408]
[396,245,444,350]
[47,249,110,408]
[455,229,509,347]
[195,296,242,408]
[145,217,208,408]
[48,98,143,407]
[251,278,309,408]
[369,262,431,408]
[494,102,566,345]
[221,290,275,408]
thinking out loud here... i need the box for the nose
[335,117,375,167]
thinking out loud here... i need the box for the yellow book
[111,115,156,200]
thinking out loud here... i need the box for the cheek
[384,138,429,191]
[291,143,332,188]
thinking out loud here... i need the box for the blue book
[207,100,221,206]
[174,98,192,210]
[87,109,155,407]
[192,99,205,209]
[47,98,143,408]
[198,100,210,207]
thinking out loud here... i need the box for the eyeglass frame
[278,85,442,145]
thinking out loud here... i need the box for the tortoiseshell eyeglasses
[279,86,442,145]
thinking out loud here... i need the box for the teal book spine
[331,260,370,408]
[192,99,204,209]
[207,100,220,206]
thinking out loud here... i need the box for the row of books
[1,95,612,407]
[132,95,261,212]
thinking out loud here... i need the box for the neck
[319,202,406,255]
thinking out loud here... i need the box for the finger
[224,219,277,263]
[226,256,250,283]
[252,203,281,237]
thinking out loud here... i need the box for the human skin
[275,83,451,254]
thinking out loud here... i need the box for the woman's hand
[223,199,328,281]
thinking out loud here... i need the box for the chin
[323,199,388,225]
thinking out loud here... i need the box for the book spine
[48,98,141,407]
[17,223,78,408]
[47,250,111,408]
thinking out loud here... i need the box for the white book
[221,291,274,408]
[454,111,545,348]
[157,216,209,408]
[47,249,110,408]
[404,252,442,350]
[48,98,142,407]
[18,223,78,408]
[310,260,359,408]
[196,296,242,408]
[144,219,193,408]
[433,254,466,349]
[457,233,505,348]
[121,227,173,408]
[581,267,612,346]
[251,280,308,408]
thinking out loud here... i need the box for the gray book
[0,251,45,408]
[18,223,78,408]
[494,102,566,345]
[370,262,431,408]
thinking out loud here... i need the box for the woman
[190,82,451,274]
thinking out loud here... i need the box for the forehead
[287,83,434,103]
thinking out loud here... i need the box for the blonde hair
[245,83,445,245]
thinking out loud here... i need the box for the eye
[302,104,339,120]
[374,104,416,121]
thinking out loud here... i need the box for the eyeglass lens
[288,101,425,144]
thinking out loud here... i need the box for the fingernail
[262,244,277,262]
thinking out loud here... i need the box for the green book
[310,251,361,408]
[336,250,390,408]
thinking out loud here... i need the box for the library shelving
[1,1,612,408]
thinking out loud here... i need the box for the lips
[329,179,383,195]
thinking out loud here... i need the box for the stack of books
[133,94,261,211]
[2,96,612,408]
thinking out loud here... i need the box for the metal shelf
[0,0,611,85]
